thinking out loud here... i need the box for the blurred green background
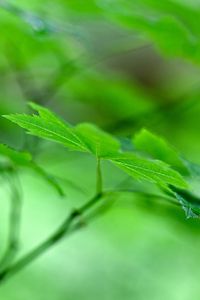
[1,0,200,299]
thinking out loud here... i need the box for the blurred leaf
[0,1,83,37]
[98,0,200,64]
[65,0,102,14]
[133,128,187,172]
[0,142,65,196]
[0,144,31,168]
[184,161,200,178]
[66,72,155,120]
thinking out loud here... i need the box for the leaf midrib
[12,117,87,151]
[112,160,185,185]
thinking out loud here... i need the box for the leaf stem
[0,192,103,283]
[0,185,181,284]
[96,157,103,195]
[0,173,22,271]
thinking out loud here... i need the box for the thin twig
[0,156,104,283]
[96,158,103,195]
[0,172,23,271]
[0,192,103,283]
[0,185,181,284]
[105,188,181,207]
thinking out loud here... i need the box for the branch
[105,189,181,207]
[0,173,22,271]
[0,192,103,283]
[0,185,181,284]
[96,158,103,195]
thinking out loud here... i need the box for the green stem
[0,173,22,271]
[0,192,103,283]
[96,157,103,195]
[0,185,181,284]
[105,189,180,207]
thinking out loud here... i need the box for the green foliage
[66,72,155,120]
[0,144,31,168]
[108,152,187,189]
[0,141,64,196]
[4,102,87,152]
[4,102,120,158]
[172,188,200,219]
[98,0,200,64]
[1,1,200,295]
[75,123,120,157]
[133,129,200,216]
[59,0,200,64]
[4,103,189,194]
[133,128,187,172]
[7,101,200,223]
